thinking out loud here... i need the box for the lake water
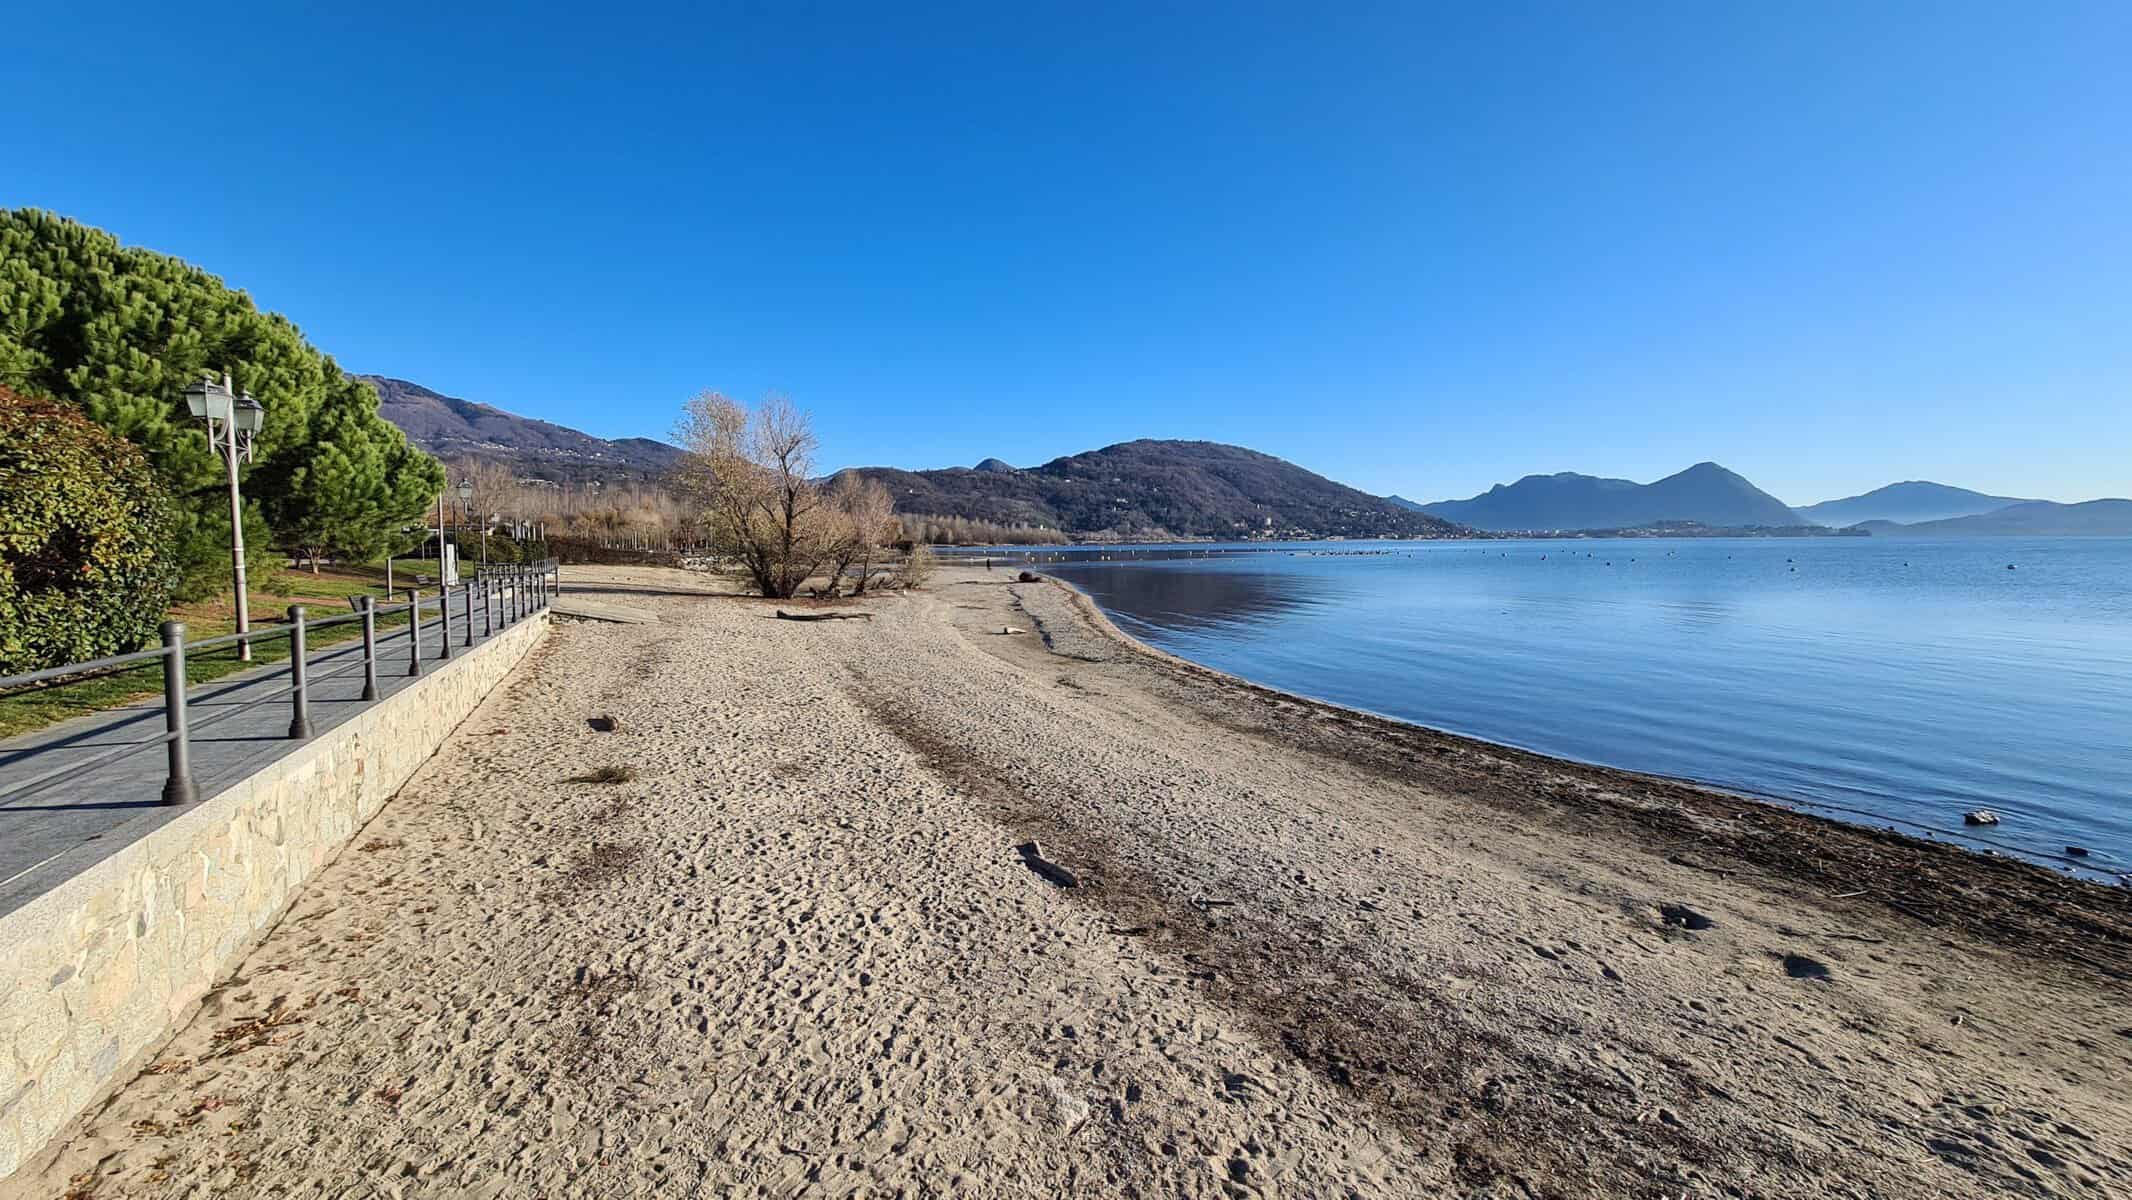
[973,538,2132,878]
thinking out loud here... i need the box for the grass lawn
[0,567,417,741]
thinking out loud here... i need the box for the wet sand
[10,564,2129,1198]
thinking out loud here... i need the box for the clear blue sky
[8,2,2128,504]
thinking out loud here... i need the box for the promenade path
[0,595,532,918]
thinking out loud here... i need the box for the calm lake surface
[983,538,2132,877]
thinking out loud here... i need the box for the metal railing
[0,560,559,810]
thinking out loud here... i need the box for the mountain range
[1410,464,1803,532]
[1856,499,2132,537]
[1793,481,2030,527]
[356,375,684,483]
[1406,466,2130,536]
[847,441,1462,540]
[356,374,2127,539]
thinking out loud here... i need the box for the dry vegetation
[444,457,690,551]
[672,392,930,598]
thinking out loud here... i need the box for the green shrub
[0,387,179,674]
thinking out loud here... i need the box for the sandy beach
[11,563,2130,1199]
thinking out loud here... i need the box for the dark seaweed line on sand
[843,681,1810,1200]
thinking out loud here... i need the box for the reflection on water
[1046,564,1326,634]
[1007,537,2132,877]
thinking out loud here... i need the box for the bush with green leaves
[0,209,443,594]
[0,387,179,673]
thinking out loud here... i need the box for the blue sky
[8,2,2128,504]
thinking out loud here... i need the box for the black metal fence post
[483,579,494,637]
[439,582,455,661]
[463,581,475,646]
[160,621,197,805]
[406,588,423,676]
[287,605,313,738]
[360,597,381,701]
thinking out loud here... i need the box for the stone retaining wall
[0,613,550,1178]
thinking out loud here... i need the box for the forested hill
[358,375,684,483]
[846,440,1466,540]
[1792,481,2030,527]
[1419,463,1801,532]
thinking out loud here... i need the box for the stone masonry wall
[0,613,550,1178]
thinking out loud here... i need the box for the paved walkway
[0,592,543,918]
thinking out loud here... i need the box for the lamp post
[184,374,265,661]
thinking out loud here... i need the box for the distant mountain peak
[1793,481,2032,528]
[1419,462,1799,532]
[973,457,1018,473]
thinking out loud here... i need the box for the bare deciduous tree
[673,392,837,597]
[826,472,899,595]
[892,541,937,590]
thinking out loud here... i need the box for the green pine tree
[0,209,443,594]
[273,382,442,572]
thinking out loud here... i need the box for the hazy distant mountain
[1385,494,1429,512]
[357,374,684,483]
[1795,481,2030,527]
[848,440,1465,539]
[1418,463,1801,532]
[1861,499,2132,537]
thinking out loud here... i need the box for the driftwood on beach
[774,609,874,622]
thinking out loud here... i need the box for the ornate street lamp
[185,374,264,661]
